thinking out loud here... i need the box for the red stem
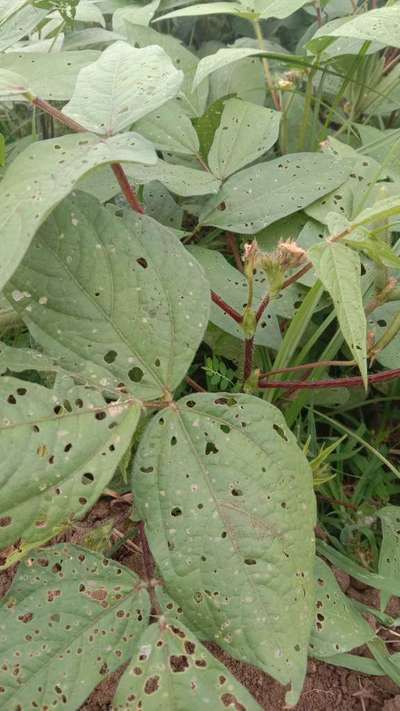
[137,521,161,615]
[226,232,243,272]
[211,291,242,324]
[31,96,144,215]
[243,338,254,381]
[185,376,206,393]
[258,368,400,391]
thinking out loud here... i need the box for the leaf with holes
[327,7,400,50]
[63,41,183,135]
[113,614,260,709]
[0,375,140,553]
[132,393,316,705]
[0,132,156,291]
[378,506,400,611]
[134,100,200,156]
[0,4,47,52]
[308,241,367,386]
[0,51,100,100]
[309,558,375,659]
[199,153,351,233]
[120,23,208,117]
[5,193,210,400]
[207,98,280,179]
[368,302,400,370]
[189,246,303,351]
[0,545,149,709]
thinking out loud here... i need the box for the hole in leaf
[128,367,144,383]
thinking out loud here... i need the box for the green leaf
[0,132,156,291]
[193,48,265,92]
[249,0,312,19]
[308,241,367,386]
[63,41,183,135]
[0,374,140,552]
[0,342,55,375]
[378,505,400,612]
[353,194,400,228]
[200,153,351,234]
[0,4,47,52]
[0,545,149,709]
[189,246,302,350]
[143,181,183,230]
[63,27,124,49]
[122,22,208,117]
[208,98,280,179]
[192,97,226,161]
[345,232,400,269]
[155,2,243,22]
[309,558,375,658]
[113,614,260,710]
[113,0,161,30]
[134,100,200,156]
[132,393,316,705]
[6,193,210,400]
[0,51,100,101]
[368,302,400,370]
[80,159,221,200]
[328,6,400,50]
[207,54,266,107]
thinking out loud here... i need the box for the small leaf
[6,193,210,400]
[200,153,351,234]
[132,393,316,705]
[310,558,375,658]
[113,0,161,30]
[0,132,156,291]
[0,545,149,709]
[113,614,260,709]
[0,375,140,552]
[63,41,183,135]
[378,505,400,611]
[208,98,281,179]
[155,2,243,23]
[0,132,4,167]
[308,241,367,386]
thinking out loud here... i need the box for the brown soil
[1,498,399,711]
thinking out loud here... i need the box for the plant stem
[30,96,144,214]
[314,2,323,27]
[252,19,281,111]
[226,232,243,272]
[185,376,206,393]
[258,368,400,391]
[243,338,254,381]
[211,290,242,323]
[256,262,312,323]
[260,359,356,378]
[137,521,162,616]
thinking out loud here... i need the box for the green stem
[252,19,281,111]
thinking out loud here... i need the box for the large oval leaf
[0,132,156,292]
[199,153,351,233]
[0,374,140,552]
[114,614,260,710]
[63,41,183,135]
[6,193,210,400]
[132,393,316,705]
[208,98,281,179]
[0,545,149,709]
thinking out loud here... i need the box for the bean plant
[1,0,400,708]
